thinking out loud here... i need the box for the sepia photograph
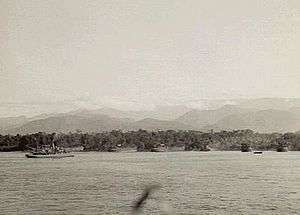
[1,0,299,214]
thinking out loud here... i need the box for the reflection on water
[0,151,299,214]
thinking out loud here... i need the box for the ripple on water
[0,151,300,214]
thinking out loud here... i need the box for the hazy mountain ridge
[176,105,255,128]
[0,116,29,133]
[126,118,194,131]
[9,114,133,134]
[6,115,192,134]
[208,109,300,133]
[1,98,300,134]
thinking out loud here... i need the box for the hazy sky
[1,0,299,115]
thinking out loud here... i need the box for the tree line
[0,129,299,152]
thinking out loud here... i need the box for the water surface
[1,151,299,214]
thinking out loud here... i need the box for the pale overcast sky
[0,0,299,115]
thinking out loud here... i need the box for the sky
[0,0,299,116]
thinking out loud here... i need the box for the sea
[0,151,299,214]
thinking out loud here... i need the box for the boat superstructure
[25,133,74,158]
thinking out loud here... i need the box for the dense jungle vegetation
[0,129,299,152]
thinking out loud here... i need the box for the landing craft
[25,133,74,158]
[25,153,74,158]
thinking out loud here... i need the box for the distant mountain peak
[1,98,300,134]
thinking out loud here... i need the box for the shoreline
[0,149,296,153]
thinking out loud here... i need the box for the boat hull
[25,153,74,158]
[253,151,263,154]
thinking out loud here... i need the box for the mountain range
[1,98,300,134]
